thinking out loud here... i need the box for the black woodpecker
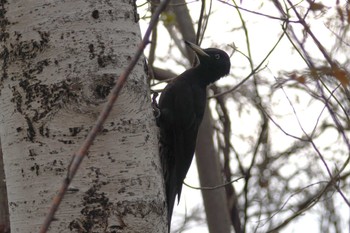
[157,41,231,232]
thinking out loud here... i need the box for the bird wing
[172,83,201,201]
[159,76,205,230]
[173,81,207,180]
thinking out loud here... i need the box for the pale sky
[139,1,350,232]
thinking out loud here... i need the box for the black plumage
[157,41,231,231]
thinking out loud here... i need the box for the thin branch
[260,106,308,141]
[39,1,171,232]
[217,0,300,23]
[315,81,350,206]
[195,0,205,45]
[209,25,286,99]
[148,0,159,68]
[266,180,333,233]
[278,81,330,174]
[260,180,329,227]
[276,78,350,207]
[183,177,244,190]
[287,0,335,67]
[310,84,341,138]
[273,0,350,212]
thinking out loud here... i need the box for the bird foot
[151,90,161,119]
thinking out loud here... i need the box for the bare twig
[277,78,350,207]
[217,0,300,23]
[209,25,286,99]
[196,0,205,45]
[266,180,333,232]
[271,1,350,207]
[148,0,160,69]
[183,176,244,190]
[39,1,171,232]
[310,84,341,138]
[287,0,335,67]
[260,180,329,227]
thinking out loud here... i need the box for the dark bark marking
[92,10,99,19]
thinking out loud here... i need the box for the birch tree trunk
[0,139,10,233]
[0,1,165,232]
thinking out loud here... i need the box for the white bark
[0,1,165,232]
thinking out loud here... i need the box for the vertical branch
[148,0,160,69]
[231,2,268,232]
[196,107,232,233]
[213,85,242,233]
[287,0,335,67]
[170,0,196,61]
[196,0,205,44]
[0,138,10,233]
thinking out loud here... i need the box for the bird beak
[185,41,210,57]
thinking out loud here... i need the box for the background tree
[140,0,350,232]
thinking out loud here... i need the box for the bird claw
[151,90,161,119]
[153,107,161,119]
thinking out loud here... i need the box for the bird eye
[214,54,220,59]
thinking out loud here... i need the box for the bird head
[185,41,231,83]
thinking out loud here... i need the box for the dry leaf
[332,68,349,86]
[308,1,325,11]
[337,6,344,22]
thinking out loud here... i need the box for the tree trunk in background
[170,0,196,61]
[196,106,232,233]
[169,1,233,231]
[0,139,10,233]
[0,1,165,232]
